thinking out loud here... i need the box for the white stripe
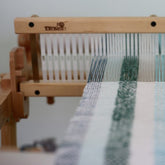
[78,82,119,165]
[103,56,123,81]
[40,34,48,80]
[46,34,54,80]
[129,82,155,165]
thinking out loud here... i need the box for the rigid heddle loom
[0,16,165,165]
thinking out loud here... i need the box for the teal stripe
[159,55,161,82]
[88,57,107,82]
[155,55,158,82]
[105,56,139,165]
[161,55,164,82]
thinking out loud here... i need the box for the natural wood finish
[12,92,29,119]
[20,81,86,97]
[1,74,11,90]
[18,34,32,65]
[0,47,30,147]
[0,74,16,147]
[30,34,40,82]
[1,118,17,147]
[10,48,29,120]
[0,85,11,128]
[0,73,11,128]
[47,97,55,104]
[18,34,42,80]
[14,17,165,34]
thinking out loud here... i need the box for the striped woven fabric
[54,56,165,165]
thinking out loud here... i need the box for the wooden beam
[20,81,86,97]
[14,17,165,34]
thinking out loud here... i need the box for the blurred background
[0,0,164,147]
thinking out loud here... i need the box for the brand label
[44,22,66,31]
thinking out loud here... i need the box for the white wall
[0,0,165,147]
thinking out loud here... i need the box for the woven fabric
[54,56,165,165]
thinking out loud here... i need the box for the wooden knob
[150,14,157,17]
[31,14,39,18]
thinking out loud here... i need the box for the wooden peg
[47,97,55,104]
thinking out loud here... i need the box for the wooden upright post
[0,74,17,148]
[30,34,40,82]
[1,118,17,148]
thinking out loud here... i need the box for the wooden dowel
[47,97,55,104]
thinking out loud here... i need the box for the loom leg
[1,118,17,148]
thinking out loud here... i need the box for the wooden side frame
[10,47,29,120]
[0,47,31,148]
[15,17,165,34]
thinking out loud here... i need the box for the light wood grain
[0,78,16,147]
[10,48,29,119]
[30,34,40,81]
[1,118,17,147]
[20,81,86,96]
[0,87,11,129]
[15,17,165,34]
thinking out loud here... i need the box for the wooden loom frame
[0,16,165,149]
